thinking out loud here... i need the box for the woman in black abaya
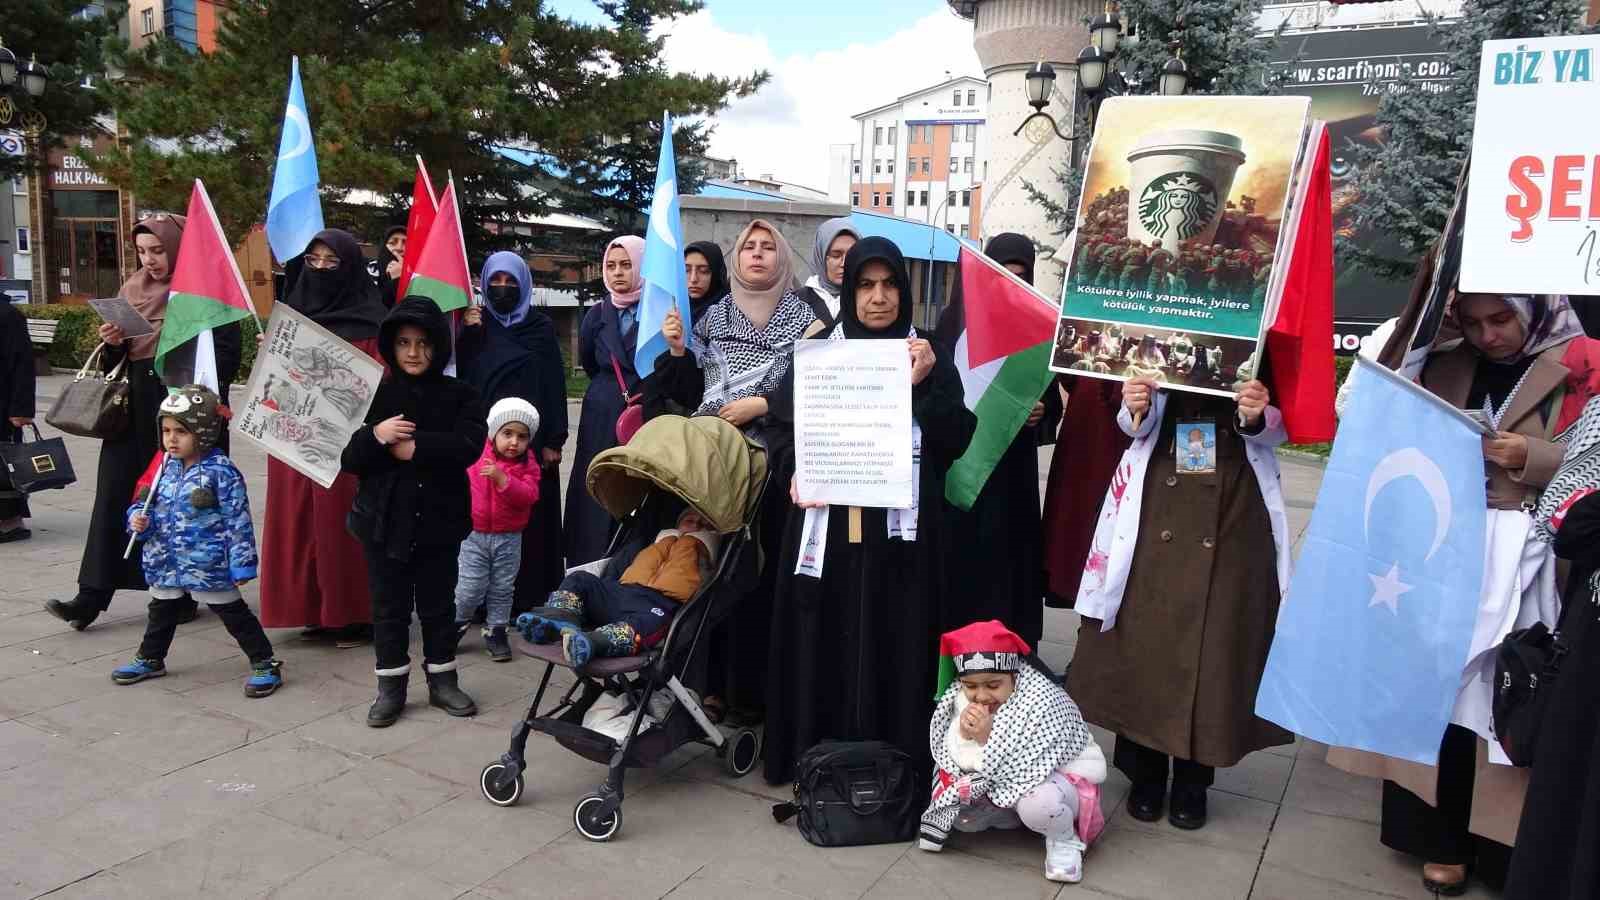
[763,236,977,786]
[457,251,569,611]
[932,232,1059,646]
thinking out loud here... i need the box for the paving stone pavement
[1,375,1500,900]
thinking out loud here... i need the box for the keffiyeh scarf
[691,290,815,417]
[919,666,1091,849]
[1534,395,1600,543]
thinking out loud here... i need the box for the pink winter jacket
[465,440,541,533]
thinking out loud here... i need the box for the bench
[26,318,58,375]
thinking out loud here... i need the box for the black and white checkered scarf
[919,665,1091,849]
[691,290,816,417]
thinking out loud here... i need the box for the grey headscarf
[811,216,860,295]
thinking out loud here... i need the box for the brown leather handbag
[46,343,131,439]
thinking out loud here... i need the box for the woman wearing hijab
[932,233,1060,646]
[458,251,569,613]
[375,225,406,309]
[684,240,729,325]
[656,219,817,723]
[798,217,859,328]
[762,236,977,786]
[565,235,644,566]
[1066,363,1294,832]
[46,214,243,630]
[1330,291,1600,896]
[257,229,388,645]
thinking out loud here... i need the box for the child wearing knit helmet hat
[114,385,283,697]
[454,397,542,662]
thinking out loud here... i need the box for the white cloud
[658,9,982,192]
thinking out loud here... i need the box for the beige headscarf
[729,219,796,330]
[120,214,186,361]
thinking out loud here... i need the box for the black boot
[1169,785,1208,831]
[366,674,408,728]
[425,667,477,717]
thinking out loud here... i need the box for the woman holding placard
[1331,291,1600,895]
[762,236,976,786]
[1066,369,1293,833]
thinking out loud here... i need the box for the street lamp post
[1,36,52,305]
[1010,6,1188,148]
[924,192,956,330]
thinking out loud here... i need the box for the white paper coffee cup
[1125,130,1246,248]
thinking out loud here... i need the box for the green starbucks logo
[1138,172,1219,241]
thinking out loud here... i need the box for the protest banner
[792,338,913,508]
[1051,95,1313,397]
[233,303,383,488]
[1462,34,1600,295]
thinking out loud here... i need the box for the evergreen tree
[90,0,764,256]
[1346,0,1590,278]
[0,0,123,182]
[1024,0,1279,242]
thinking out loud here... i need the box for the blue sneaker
[244,659,283,698]
[112,657,167,685]
[517,609,580,645]
[561,630,593,668]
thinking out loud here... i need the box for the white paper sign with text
[792,338,914,509]
[1463,34,1600,295]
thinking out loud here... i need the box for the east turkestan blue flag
[1255,357,1488,765]
[266,56,325,263]
[634,112,692,377]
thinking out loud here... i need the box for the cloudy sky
[549,0,984,192]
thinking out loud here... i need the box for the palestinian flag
[396,155,438,299]
[944,244,1059,511]
[403,179,471,312]
[155,180,255,380]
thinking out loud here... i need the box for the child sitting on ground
[114,385,283,697]
[919,620,1105,885]
[455,397,542,662]
[517,508,720,666]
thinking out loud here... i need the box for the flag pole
[124,453,169,560]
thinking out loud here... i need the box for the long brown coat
[1328,340,1572,847]
[1067,392,1292,767]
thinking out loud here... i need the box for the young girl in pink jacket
[455,398,542,661]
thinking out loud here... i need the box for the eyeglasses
[304,253,340,270]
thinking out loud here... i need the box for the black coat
[931,303,1061,647]
[1505,493,1600,899]
[342,299,485,561]
[763,344,976,785]
[0,302,34,430]
[457,308,570,604]
[565,300,637,565]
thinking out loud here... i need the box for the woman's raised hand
[907,337,934,385]
[1122,375,1158,417]
[664,308,686,357]
[98,323,127,347]
[1236,379,1270,427]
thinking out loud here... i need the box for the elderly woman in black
[763,236,976,785]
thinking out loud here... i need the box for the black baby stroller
[477,415,769,841]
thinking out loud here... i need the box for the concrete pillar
[960,0,1098,299]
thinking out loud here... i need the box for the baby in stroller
[518,507,722,667]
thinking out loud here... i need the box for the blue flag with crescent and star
[1255,357,1487,765]
[634,111,693,377]
[265,56,325,263]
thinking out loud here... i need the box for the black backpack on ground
[771,741,918,847]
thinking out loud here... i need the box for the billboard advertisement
[1272,24,1452,352]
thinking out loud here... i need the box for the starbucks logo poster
[1137,172,1218,241]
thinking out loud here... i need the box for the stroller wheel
[722,728,761,777]
[480,762,525,807]
[573,792,622,842]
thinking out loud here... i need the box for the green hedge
[22,303,263,383]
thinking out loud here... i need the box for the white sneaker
[917,837,943,853]
[1044,834,1085,883]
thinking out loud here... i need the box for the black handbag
[1492,620,1568,767]
[771,741,918,847]
[0,424,77,494]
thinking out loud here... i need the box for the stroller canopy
[586,415,768,534]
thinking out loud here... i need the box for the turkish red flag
[396,156,439,299]
[1266,123,1337,444]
